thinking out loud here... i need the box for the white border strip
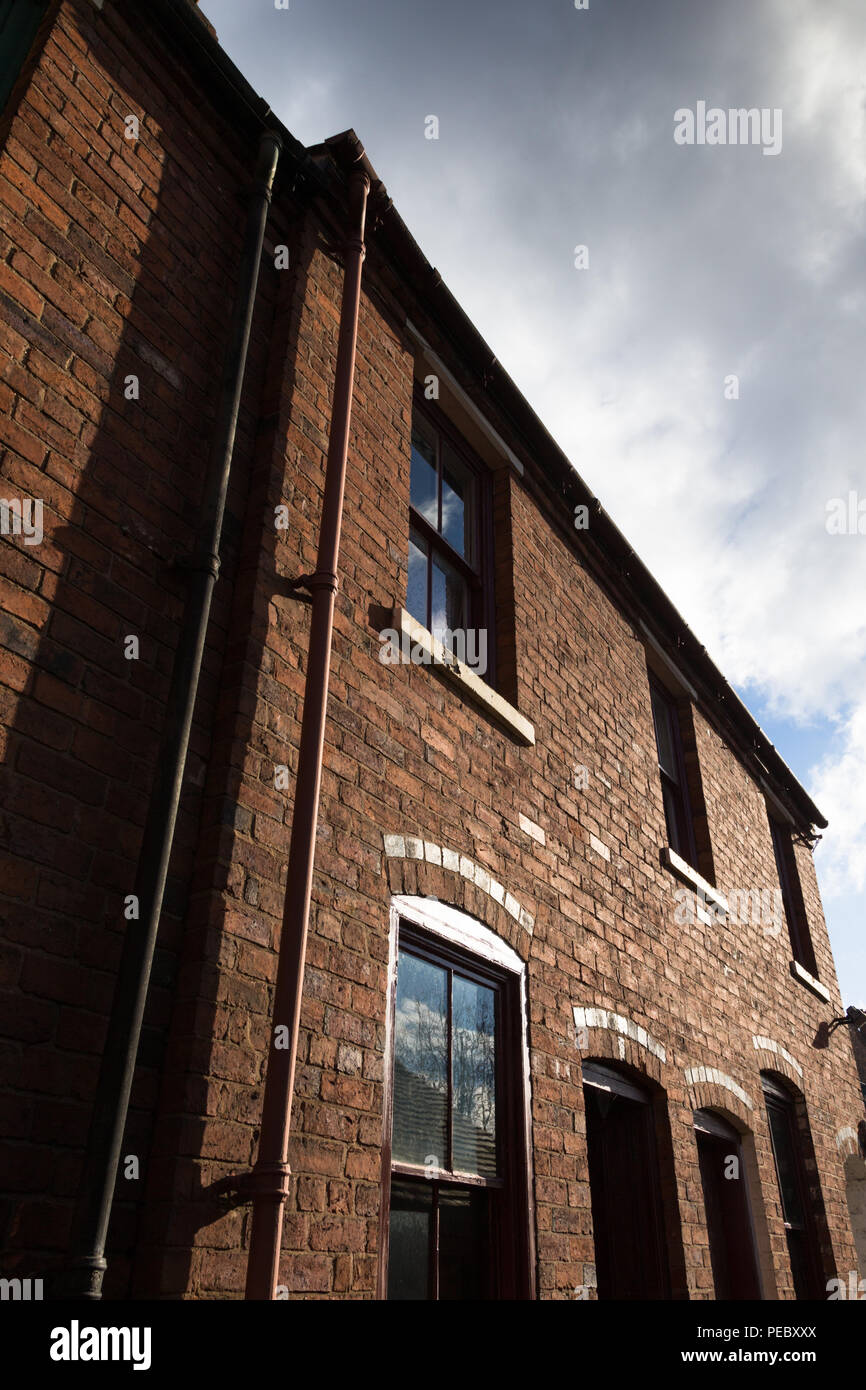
[752,1034,803,1078]
[383,833,535,934]
[684,1064,753,1110]
[573,1006,666,1062]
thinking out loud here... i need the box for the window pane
[410,424,438,528]
[651,687,679,782]
[387,1180,432,1300]
[438,1185,488,1299]
[407,529,428,627]
[766,1101,806,1229]
[452,975,497,1177]
[431,554,468,650]
[441,444,472,561]
[393,952,448,1168]
[661,779,683,856]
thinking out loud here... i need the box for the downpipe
[60,129,283,1300]
[243,157,370,1301]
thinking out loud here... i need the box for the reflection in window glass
[452,976,497,1177]
[392,953,448,1168]
[431,554,467,649]
[406,402,490,679]
[410,426,438,528]
[441,444,471,559]
[387,927,527,1301]
[407,529,428,626]
[651,687,677,780]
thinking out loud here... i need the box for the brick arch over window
[382,833,533,961]
[572,1007,667,1089]
[752,1035,803,1091]
[684,1067,754,1129]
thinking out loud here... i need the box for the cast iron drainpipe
[238,154,371,1301]
[60,128,283,1300]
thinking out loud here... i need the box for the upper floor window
[768,815,818,977]
[649,676,699,869]
[408,393,494,677]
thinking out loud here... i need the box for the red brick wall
[0,0,283,1294]
[0,0,861,1301]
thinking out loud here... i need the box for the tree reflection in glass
[392,952,448,1168]
[452,977,496,1177]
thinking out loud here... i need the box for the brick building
[0,0,863,1300]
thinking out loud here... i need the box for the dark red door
[584,1063,670,1299]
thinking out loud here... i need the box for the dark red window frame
[649,676,698,868]
[761,1073,825,1300]
[408,390,496,683]
[768,816,818,977]
[380,921,532,1300]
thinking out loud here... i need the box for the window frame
[389,927,504,1191]
[379,897,534,1300]
[649,675,699,868]
[761,1072,825,1299]
[408,388,496,684]
[768,815,818,977]
[693,1108,763,1299]
[582,1059,672,1299]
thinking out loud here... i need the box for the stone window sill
[661,847,728,925]
[789,960,830,1003]
[380,607,535,746]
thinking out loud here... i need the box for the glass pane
[387,1180,432,1300]
[441,443,472,560]
[393,951,448,1168]
[407,529,428,626]
[661,779,683,855]
[452,975,497,1177]
[651,687,678,782]
[410,423,438,528]
[766,1101,805,1229]
[431,554,468,651]
[438,1185,489,1300]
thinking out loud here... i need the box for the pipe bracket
[171,549,221,581]
[213,1162,291,1208]
[283,570,339,597]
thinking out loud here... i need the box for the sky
[199,0,865,1006]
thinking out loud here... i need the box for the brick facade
[1,0,862,1300]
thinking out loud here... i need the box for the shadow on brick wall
[0,0,314,1299]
